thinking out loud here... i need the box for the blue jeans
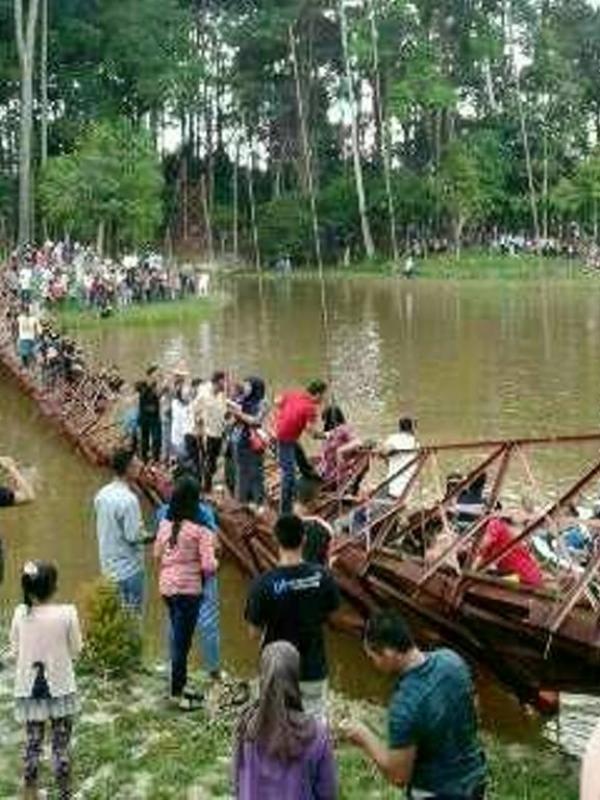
[278,441,297,514]
[197,575,220,674]
[117,571,144,614]
[165,594,201,696]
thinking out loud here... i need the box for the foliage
[78,578,142,679]
[39,121,163,252]
[3,0,600,258]
[438,140,485,254]
[552,151,600,235]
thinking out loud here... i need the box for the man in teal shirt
[342,610,486,799]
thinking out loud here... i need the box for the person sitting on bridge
[473,516,543,588]
[315,405,363,491]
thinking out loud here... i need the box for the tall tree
[14,0,40,245]
[338,0,375,259]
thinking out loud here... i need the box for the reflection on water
[3,276,600,755]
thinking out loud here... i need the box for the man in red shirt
[275,380,327,513]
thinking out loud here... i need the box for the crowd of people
[3,383,600,797]
[7,241,212,315]
[6,440,489,799]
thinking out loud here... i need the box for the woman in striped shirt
[154,476,217,710]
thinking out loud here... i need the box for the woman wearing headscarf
[228,377,269,511]
[234,641,337,800]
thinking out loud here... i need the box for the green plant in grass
[78,578,142,679]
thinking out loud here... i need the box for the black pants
[164,594,201,697]
[204,436,222,493]
[295,443,320,481]
[140,415,162,463]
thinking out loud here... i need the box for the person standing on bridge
[137,365,163,464]
[93,449,149,613]
[341,610,487,800]
[275,380,328,514]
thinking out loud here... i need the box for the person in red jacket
[275,380,327,513]
[473,517,543,587]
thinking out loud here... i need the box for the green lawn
[233,252,585,281]
[0,662,579,799]
[52,295,223,333]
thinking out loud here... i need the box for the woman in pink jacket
[154,476,217,711]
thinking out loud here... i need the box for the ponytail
[167,475,200,550]
[20,561,57,612]
[169,520,182,549]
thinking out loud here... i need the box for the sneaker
[176,695,203,712]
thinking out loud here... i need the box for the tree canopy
[3,0,600,260]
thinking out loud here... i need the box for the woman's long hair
[240,376,265,416]
[168,475,200,548]
[236,641,316,763]
[322,405,346,433]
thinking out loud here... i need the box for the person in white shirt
[170,372,196,465]
[381,417,419,500]
[19,265,33,302]
[17,305,40,369]
[194,371,227,492]
[10,561,82,799]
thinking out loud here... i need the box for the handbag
[249,427,269,453]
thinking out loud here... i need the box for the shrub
[78,578,142,679]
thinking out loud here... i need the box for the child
[10,561,82,799]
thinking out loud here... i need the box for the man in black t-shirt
[245,514,341,718]
[137,364,163,463]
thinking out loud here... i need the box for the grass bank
[51,295,224,333]
[0,661,579,799]
[232,253,585,282]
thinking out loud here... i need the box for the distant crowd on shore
[6,240,212,317]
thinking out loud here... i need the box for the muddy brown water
[2,276,600,755]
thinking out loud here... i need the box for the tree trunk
[542,129,549,241]
[507,0,540,245]
[454,216,465,259]
[200,173,214,262]
[289,24,323,270]
[232,141,239,261]
[40,0,48,166]
[246,128,261,271]
[96,219,105,257]
[15,0,41,246]
[338,0,375,260]
[368,0,398,262]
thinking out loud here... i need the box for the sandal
[176,694,203,712]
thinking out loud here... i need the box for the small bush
[78,578,142,679]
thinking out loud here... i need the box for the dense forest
[2,0,600,265]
